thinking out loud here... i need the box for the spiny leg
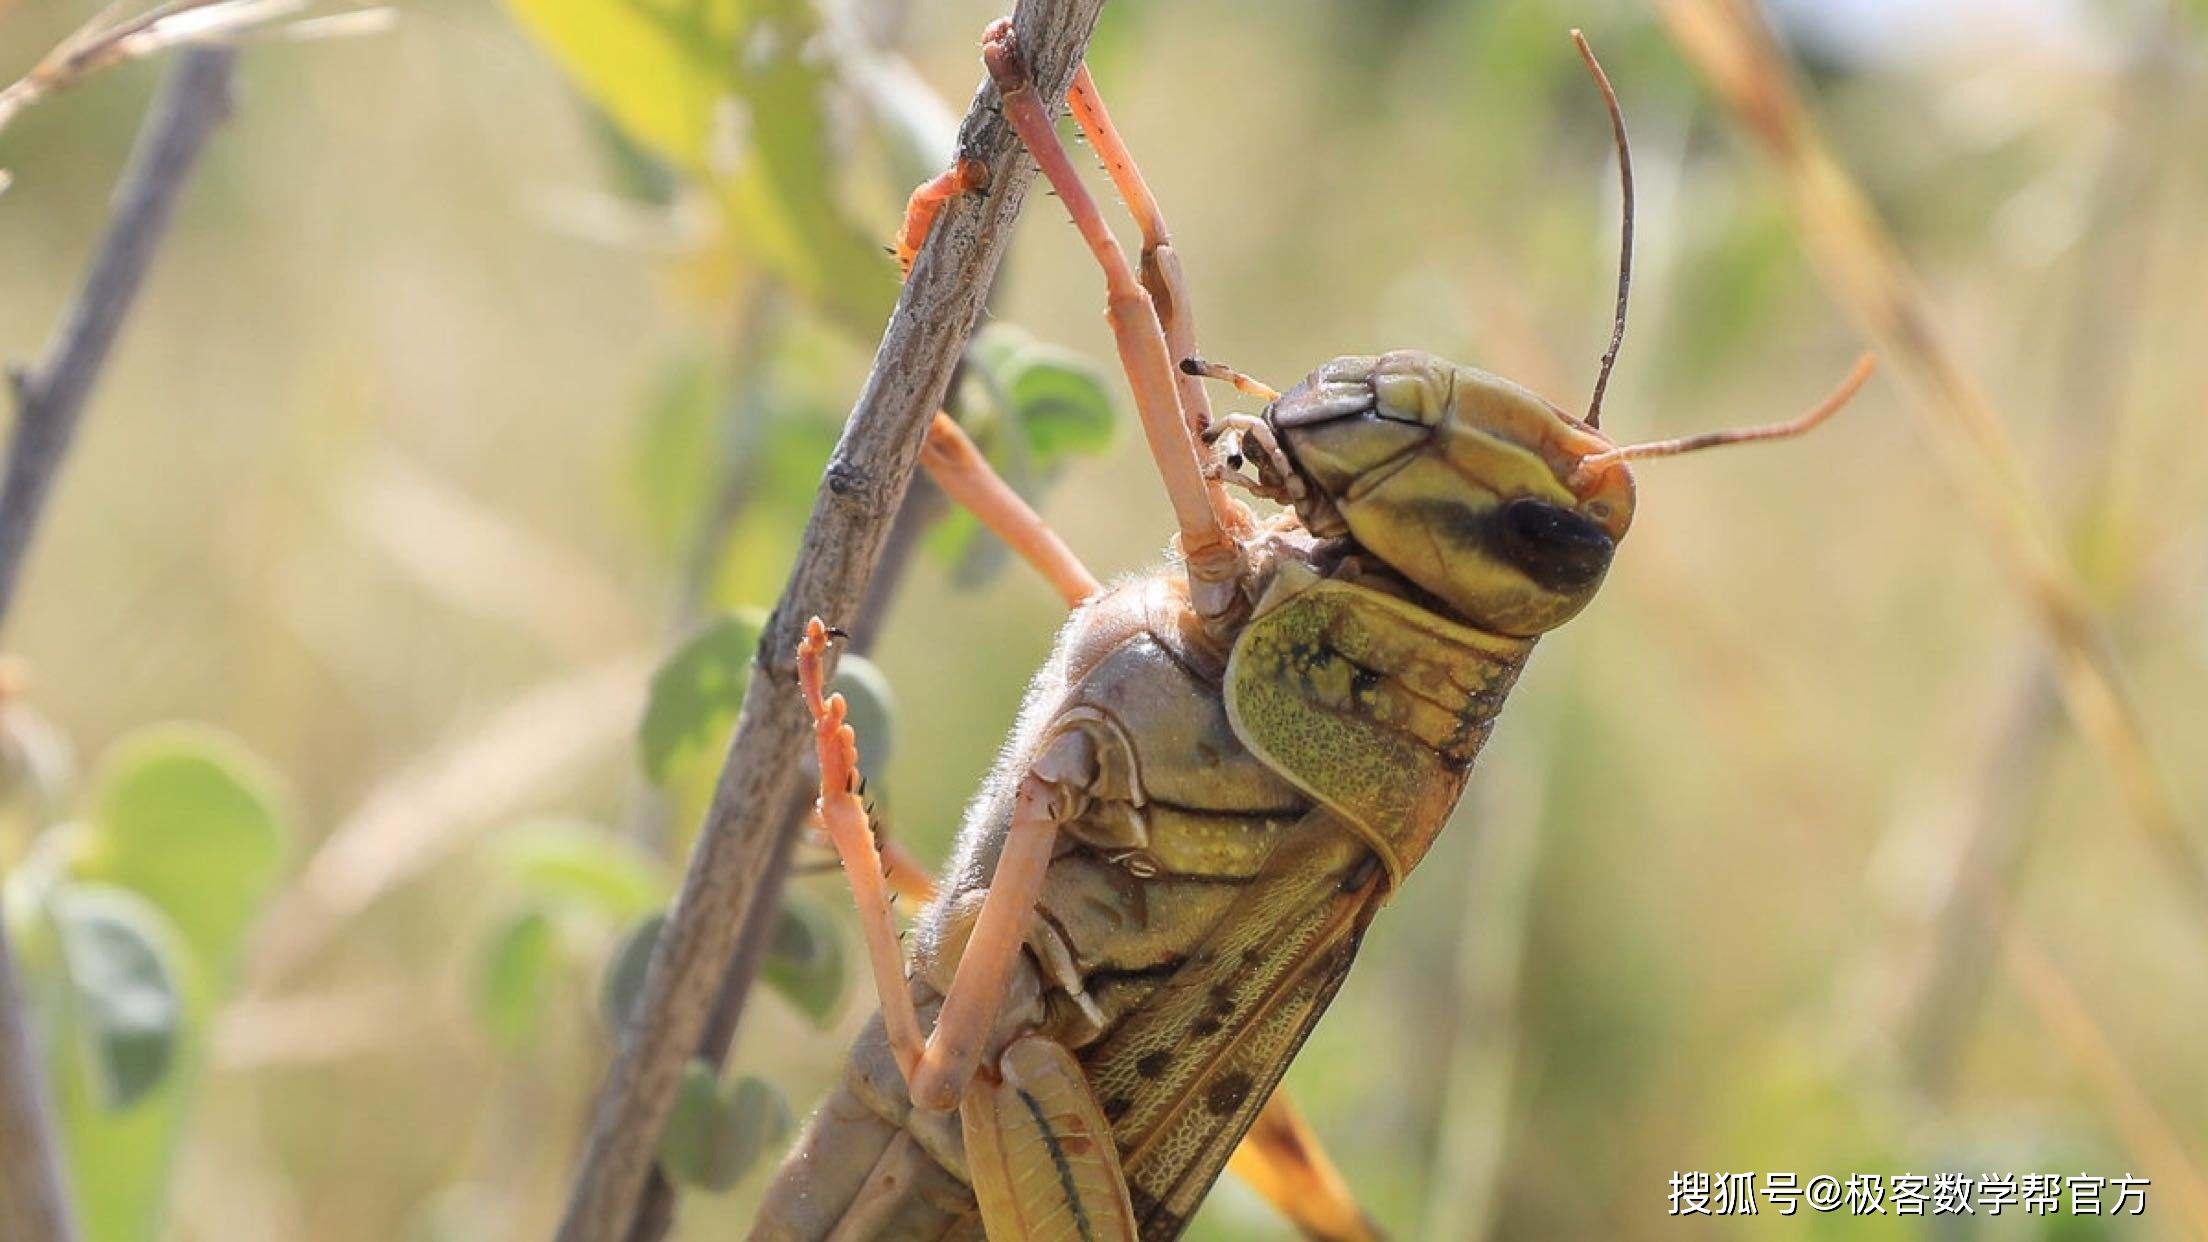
[906,765,1070,1111]
[1065,66,1216,453]
[793,810,937,906]
[805,613,1083,1112]
[797,415,1091,899]
[798,618,927,1081]
[981,20,1245,620]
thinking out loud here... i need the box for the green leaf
[499,0,735,175]
[43,726,289,1242]
[598,910,664,1037]
[712,0,900,331]
[629,351,726,560]
[78,724,288,983]
[475,907,560,1053]
[828,652,894,770]
[762,896,844,1026]
[499,0,896,330]
[969,325,1119,462]
[658,1060,790,1191]
[640,612,765,786]
[50,886,184,1111]
[1006,345,1117,459]
[640,613,889,791]
[492,820,666,922]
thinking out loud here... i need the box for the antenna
[1572,29,1633,429]
[1574,355,1876,478]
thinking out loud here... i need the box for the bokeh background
[3,0,2207,1237]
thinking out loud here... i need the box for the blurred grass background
[4,0,2208,1237]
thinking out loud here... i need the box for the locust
[750,19,1873,1241]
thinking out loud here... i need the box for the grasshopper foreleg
[980,18,1247,623]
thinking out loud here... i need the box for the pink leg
[921,413,1100,609]
[894,158,987,277]
[799,620,927,1081]
[981,20,1246,620]
[907,771,1065,1111]
[799,619,1077,1114]
[1065,66,1218,449]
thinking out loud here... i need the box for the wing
[1077,808,1385,1239]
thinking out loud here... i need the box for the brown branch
[0,45,239,1242]
[551,4,1110,1237]
[620,472,945,1242]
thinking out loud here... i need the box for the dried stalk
[1886,16,2187,1093]
[0,0,382,148]
[1653,0,2206,907]
[552,4,1111,1237]
[0,45,240,1242]
[1991,899,2208,1236]
[246,654,653,990]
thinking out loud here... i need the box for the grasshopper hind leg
[964,1035,1139,1241]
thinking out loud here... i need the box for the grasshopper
[751,19,1871,1241]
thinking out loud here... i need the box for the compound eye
[1494,497,1614,593]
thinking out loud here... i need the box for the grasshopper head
[1190,35,1869,638]
[1266,350,1635,637]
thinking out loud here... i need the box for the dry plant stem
[1891,25,2182,1091]
[0,46,237,623]
[0,917,75,1242]
[0,47,236,1242]
[247,654,652,989]
[552,4,1110,1237]
[1654,0,2206,908]
[1991,898,2208,1236]
[1421,765,1546,1241]
[1896,666,2060,1093]
[0,0,302,142]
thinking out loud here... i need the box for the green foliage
[76,725,288,983]
[49,886,183,1111]
[761,896,845,1027]
[493,819,665,922]
[640,611,766,787]
[641,611,895,790]
[932,325,1120,581]
[4,725,293,1242]
[631,351,729,560]
[475,906,561,1052]
[967,325,1118,461]
[499,0,897,329]
[658,1060,790,1191]
[598,910,665,1037]
[472,821,673,1052]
